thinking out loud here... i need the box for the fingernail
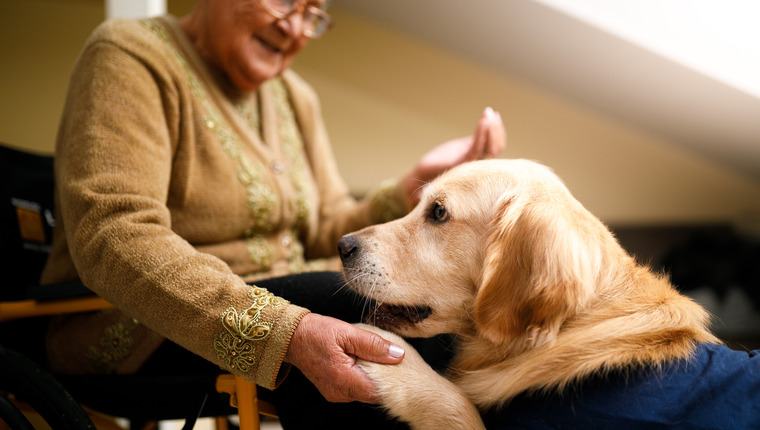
[389,344,405,358]
[485,106,495,118]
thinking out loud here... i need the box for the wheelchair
[0,143,278,429]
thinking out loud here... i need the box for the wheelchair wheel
[0,345,95,429]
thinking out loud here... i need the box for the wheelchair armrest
[0,282,113,323]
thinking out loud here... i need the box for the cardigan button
[271,160,284,175]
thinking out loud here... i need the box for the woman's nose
[277,12,305,38]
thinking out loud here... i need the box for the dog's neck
[450,264,719,409]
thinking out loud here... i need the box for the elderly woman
[40,0,505,426]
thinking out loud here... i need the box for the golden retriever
[339,159,721,429]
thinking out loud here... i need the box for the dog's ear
[474,194,603,348]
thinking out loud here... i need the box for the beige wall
[2,1,759,226]
[0,0,193,154]
[0,0,102,153]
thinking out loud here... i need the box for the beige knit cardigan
[40,16,409,389]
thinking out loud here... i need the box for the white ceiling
[332,0,760,181]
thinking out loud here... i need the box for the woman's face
[195,0,324,91]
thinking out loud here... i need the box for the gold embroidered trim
[85,318,140,374]
[143,19,315,274]
[214,286,289,373]
[235,97,261,138]
[270,79,312,231]
[244,233,275,270]
[142,18,278,233]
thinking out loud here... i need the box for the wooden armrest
[0,295,113,323]
[216,374,278,430]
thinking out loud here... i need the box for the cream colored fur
[356,324,484,429]
[345,159,718,429]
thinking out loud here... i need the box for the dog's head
[340,159,622,349]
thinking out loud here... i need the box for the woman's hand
[285,313,405,404]
[403,107,506,207]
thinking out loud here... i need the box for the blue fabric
[482,344,760,429]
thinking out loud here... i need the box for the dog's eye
[430,202,449,223]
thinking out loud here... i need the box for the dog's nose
[338,235,360,263]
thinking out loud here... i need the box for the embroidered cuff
[213,285,309,389]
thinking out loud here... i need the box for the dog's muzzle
[339,234,433,329]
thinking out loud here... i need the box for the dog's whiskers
[339,266,386,324]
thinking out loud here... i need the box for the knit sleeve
[48,19,307,388]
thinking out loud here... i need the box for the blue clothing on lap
[482,343,760,429]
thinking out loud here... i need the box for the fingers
[468,109,490,161]
[467,107,506,162]
[338,326,405,404]
[484,107,507,157]
[285,313,404,404]
[343,324,405,364]
[338,325,405,404]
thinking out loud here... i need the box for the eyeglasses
[259,0,333,39]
